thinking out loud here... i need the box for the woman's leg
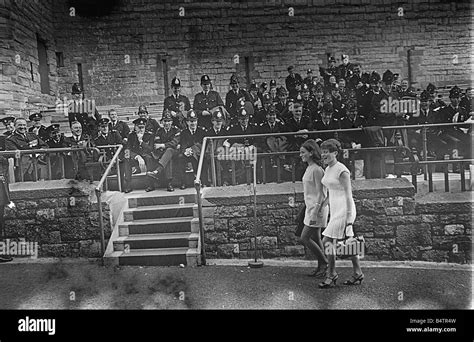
[322,236,337,277]
[300,226,327,266]
[351,255,363,277]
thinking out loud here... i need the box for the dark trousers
[178,154,209,186]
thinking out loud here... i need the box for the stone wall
[1,0,472,113]
[200,179,472,263]
[4,180,112,257]
[0,0,57,113]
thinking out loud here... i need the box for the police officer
[275,86,290,122]
[108,109,130,143]
[285,66,303,98]
[6,118,48,181]
[257,104,287,183]
[225,74,252,125]
[207,110,230,186]
[248,82,262,114]
[1,117,15,137]
[95,118,131,192]
[193,75,224,130]
[178,110,208,189]
[364,71,392,126]
[28,112,49,142]
[312,102,341,142]
[258,82,268,104]
[146,112,181,192]
[163,77,191,129]
[127,117,155,175]
[336,54,355,82]
[137,105,160,134]
[320,56,337,85]
[269,79,278,103]
[45,124,69,180]
[303,69,314,88]
[339,99,368,148]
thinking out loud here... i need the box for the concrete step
[107,172,196,191]
[128,191,196,208]
[123,203,195,221]
[113,232,192,250]
[119,217,194,235]
[115,247,189,266]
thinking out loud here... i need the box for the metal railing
[94,144,123,256]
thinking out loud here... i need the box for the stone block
[444,224,464,235]
[420,250,449,262]
[373,225,395,238]
[36,208,55,221]
[250,236,278,250]
[278,225,300,245]
[205,231,228,244]
[282,245,305,256]
[385,207,403,216]
[396,224,432,246]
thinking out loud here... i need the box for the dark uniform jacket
[93,130,124,160]
[205,126,229,154]
[193,91,225,128]
[436,105,469,135]
[179,127,207,160]
[285,74,303,97]
[144,118,160,135]
[257,121,287,152]
[127,131,154,159]
[339,116,368,147]
[6,131,48,151]
[153,127,180,159]
[163,94,192,114]
[45,135,69,148]
[69,109,102,138]
[227,123,258,147]
[28,125,49,142]
[109,120,130,141]
[284,116,312,150]
[225,89,252,120]
[312,118,341,142]
[65,134,93,147]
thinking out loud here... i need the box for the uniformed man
[336,54,355,82]
[303,69,314,88]
[6,118,48,181]
[146,112,181,192]
[258,82,268,104]
[225,74,252,126]
[269,79,278,103]
[285,66,303,100]
[163,77,191,130]
[248,82,262,114]
[193,75,224,130]
[460,87,472,114]
[1,117,15,137]
[206,110,230,186]
[0,142,14,262]
[426,83,446,112]
[257,104,287,183]
[137,105,160,135]
[108,109,130,143]
[320,56,337,85]
[364,71,392,127]
[28,112,49,142]
[339,99,368,148]
[436,86,470,159]
[178,110,208,189]
[312,102,341,143]
[275,86,290,122]
[64,121,94,181]
[45,124,69,180]
[127,117,155,175]
[95,118,131,192]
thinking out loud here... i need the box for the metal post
[195,180,207,266]
[210,139,217,187]
[116,159,122,192]
[249,153,263,268]
[96,189,105,256]
[422,126,428,180]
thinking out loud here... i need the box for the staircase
[104,189,202,266]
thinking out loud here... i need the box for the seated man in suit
[206,109,230,186]
[177,110,208,189]
[127,117,155,182]
[45,124,69,180]
[28,112,49,142]
[137,105,160,134]
[6,118,48,182]
[108,109,130,144]
[146,111,181,192]
[64,120,95,181]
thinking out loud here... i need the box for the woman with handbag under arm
[299,139,329,278]
[319,138,363,288]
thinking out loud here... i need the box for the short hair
[321,138,341,153]
[301,139,322,166]
[70,120,82,128]
[293,102,303,109]
[108,109,117,115]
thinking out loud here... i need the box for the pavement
[0,258,471,310]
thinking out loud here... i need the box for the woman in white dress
[319,139,364,288]
[299,140,329,277]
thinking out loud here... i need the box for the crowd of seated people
[0,54,472,189]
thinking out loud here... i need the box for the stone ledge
[202,178,415,205]
[10,180,96,200]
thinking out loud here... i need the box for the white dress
[321,162,356,239]
[302,163,328,228]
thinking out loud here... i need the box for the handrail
[94,144,124,257]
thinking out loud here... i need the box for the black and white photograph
[0,0,472,338]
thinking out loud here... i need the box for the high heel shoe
[318,273,338,288]
[343,273,364,285]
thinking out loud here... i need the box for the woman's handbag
[335,224,365,259]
